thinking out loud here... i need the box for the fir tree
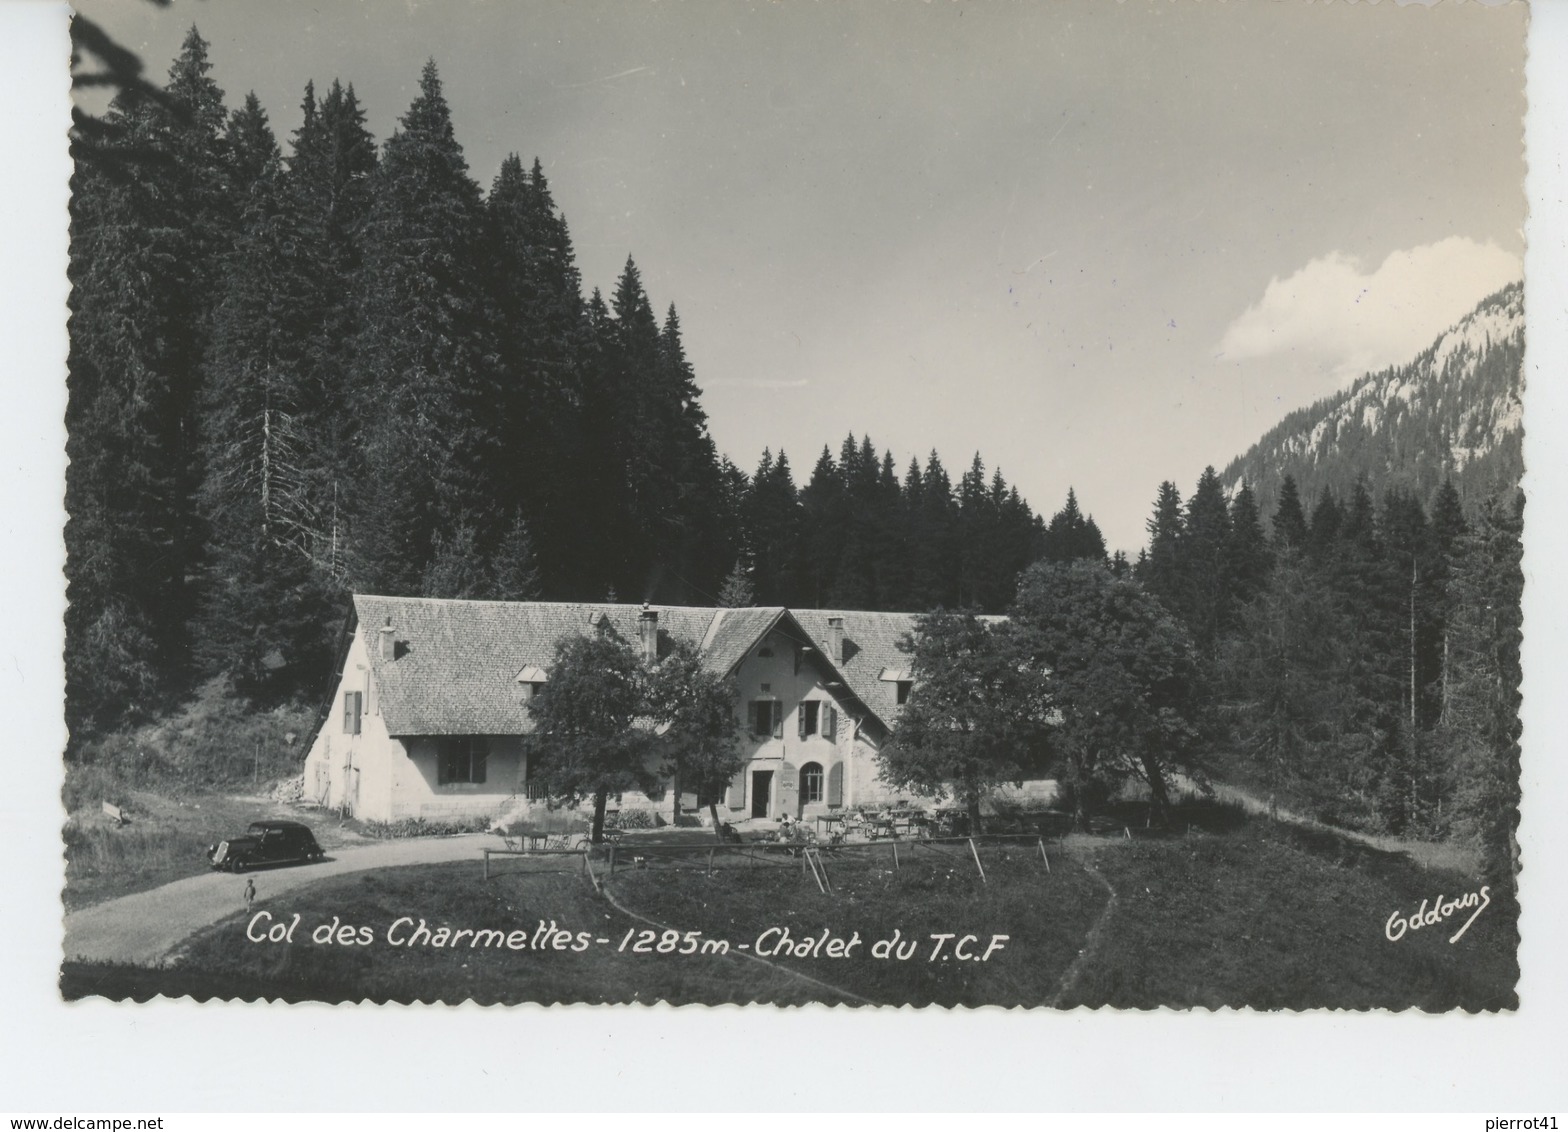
[797,445,845,606]
[1427,478,1469,724]
[1272,474,1309,550]
[350,60,500,595]
[421,520,490,600]
[1437,493,1523,882]
[916,450,959,610]
[195,88,340,699]
[485,153,587,592]
[1042,487,1107,564]
[65,27,233,732]
[491,512,544,601]
[745,449,802,605]
[1307,486,1343,560]
[1221,550,1370,808]
[1181,466,1232,654]
[717,560,757,607]
[1141,480,1184,610]
[1223,481,1273,606]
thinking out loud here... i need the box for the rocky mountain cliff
[1222,281,1523,520]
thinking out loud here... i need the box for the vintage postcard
[56,0,1531,1018]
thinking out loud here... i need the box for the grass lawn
[1060,821,1518,1011]
[60,815,1518,1010]
[63,791,365,911]
[61,841,1101,1006]
[604,838,1104,1006]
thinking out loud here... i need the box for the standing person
[243,877,256,912]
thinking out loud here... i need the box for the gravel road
[63,835,494,966]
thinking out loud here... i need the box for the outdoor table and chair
[814,812,849,839]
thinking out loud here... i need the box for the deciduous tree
[647,642,742,834]
[1009,561,1204,828]
[527,633,657,844]
[880,609,1049,834]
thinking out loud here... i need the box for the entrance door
[751,770,773,819]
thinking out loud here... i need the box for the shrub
[615,809,655,830]
[65,677,319,810]
[358,816,490,839]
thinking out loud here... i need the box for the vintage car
[207,820,325,872]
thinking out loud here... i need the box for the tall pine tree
[350,60,501,596]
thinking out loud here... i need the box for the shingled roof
[794,610,922,727]
[352,595,919,738]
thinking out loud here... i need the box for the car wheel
[231,857,246,873]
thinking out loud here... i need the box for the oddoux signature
[1385,885,1490,945]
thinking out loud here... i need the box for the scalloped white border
[3,0,1564,1113]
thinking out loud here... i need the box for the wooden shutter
[725,772,746,810]
[797,704,808,740]
[771,701,784,740]
[344,691,361,735]
[748,701,760,736]
[827,761,844,806]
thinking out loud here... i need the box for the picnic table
[498,826,577,851]
[815,812,849,838]
[861,809,920,839]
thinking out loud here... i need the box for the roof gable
[351,595,927,737]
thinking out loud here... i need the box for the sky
[75,0,1528,552]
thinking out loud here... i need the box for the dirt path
[1051,842,1118,1009]
[63,835,492,966]
[1202,779,1480,874]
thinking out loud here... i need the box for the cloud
[1216,237,1522,384]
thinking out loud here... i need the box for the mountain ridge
[1221,280,1524,521]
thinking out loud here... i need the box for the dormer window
[516,664,548,701]
[879,666,914,706]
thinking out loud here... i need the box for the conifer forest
[66,31,1522,878]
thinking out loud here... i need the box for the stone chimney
[827,616,845,664]
[378,617,396,662]
[638,604,659,664]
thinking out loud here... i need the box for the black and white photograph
[45,0,1537,1022]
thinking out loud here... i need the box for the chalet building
[301,595,931,825]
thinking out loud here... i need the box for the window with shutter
[750,700,782,739]
[343,691,362,735]
[798,701,820,739]
[725,772,746,810]
[826,761,844,806]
